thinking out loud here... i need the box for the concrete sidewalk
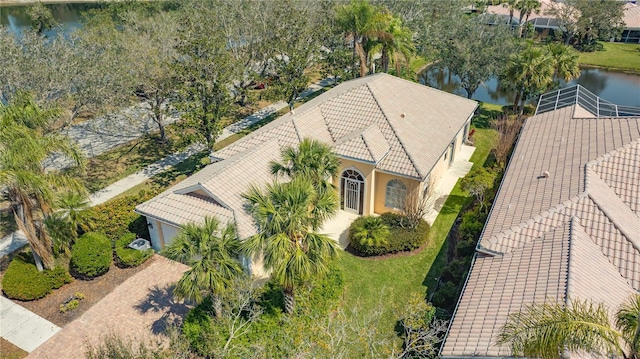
[0,296,61,353]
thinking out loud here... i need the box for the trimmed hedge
[2,253,72,301]
[115,233,153,268]
[88,190,155,240]
[71,232,112,279]
[348,213,430,256]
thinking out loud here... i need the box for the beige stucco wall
[334,158,375,215]
[373,172,422,214]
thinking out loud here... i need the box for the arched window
[385,179,406,209]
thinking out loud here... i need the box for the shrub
[71,232,112,279]
[455,239,476,258]
[432,281,460,311]
[349,216,389,255]
[350,213,429,256]
[2,253,72,301]
[87,190,156,240]
[458,207,487,242]
[114,233,153,268]
[46,266,73,289]
[440,258,470,284]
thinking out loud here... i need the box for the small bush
[87,190,155,240]
[46,266,73,289]
[349,216,389,256]
[114,233,153,268]
[440,259,470,284]
[59,292,85,313]
[71,232,112,279]
[455,239,476,258]
[432,281,460,311]
[458,208,486,242]
[2,253,72,301]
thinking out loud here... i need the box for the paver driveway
[28,255,189,359]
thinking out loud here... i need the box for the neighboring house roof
[136,73,477,238]
[441,85,640,358]
[624,2,640,30]
[486,0,567,23]
[487,0,640,30]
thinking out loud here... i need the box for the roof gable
[334,125,390,164]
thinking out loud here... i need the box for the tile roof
[488,1,640,29]
[444,218,636,357]
[442,87,640,358]
[137,73,477,239]
[624,2,640,30]
[444,223,570,357]
[334,125,390,164]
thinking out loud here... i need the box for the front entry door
[343,178,361,213]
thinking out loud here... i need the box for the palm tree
[45,192,94,255]
[547,43,581,84]
[0,92,85,271]
[516,0,541,37]
[350,216,389,247]
[497,295,640,359]
[242,177,339,314]
[502,46,554,114]
[269,138,340,197]
[163,216,243,317]
[502,0,518,28]
[371,15,415,75]
[336,0,385,77]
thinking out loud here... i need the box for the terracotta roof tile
[442,224,570,357]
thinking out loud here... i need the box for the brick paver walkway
[27,255,189,359]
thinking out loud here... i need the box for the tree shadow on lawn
[134,284,191,335]
[422,193,472,300]
[471,104,502,129]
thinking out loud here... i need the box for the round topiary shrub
[349,216,390,256]
[71,232,112,279]
[2,253,72,301]
[115,232,153,268]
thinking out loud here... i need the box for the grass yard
[337,124,498,345]
[0,338,27,359]
[578,42,640,74]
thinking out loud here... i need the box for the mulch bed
[6,258,155,328]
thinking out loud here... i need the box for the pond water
[0,3,102,36]
[420,66,640,107]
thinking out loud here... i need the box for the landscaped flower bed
[348,212,430,256]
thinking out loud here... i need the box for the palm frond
[498,298,623,359]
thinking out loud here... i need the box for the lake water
[420,66,640,107]
[0,3,102,36]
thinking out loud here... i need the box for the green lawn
[578,42,640,74]
[336,125,498,342]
